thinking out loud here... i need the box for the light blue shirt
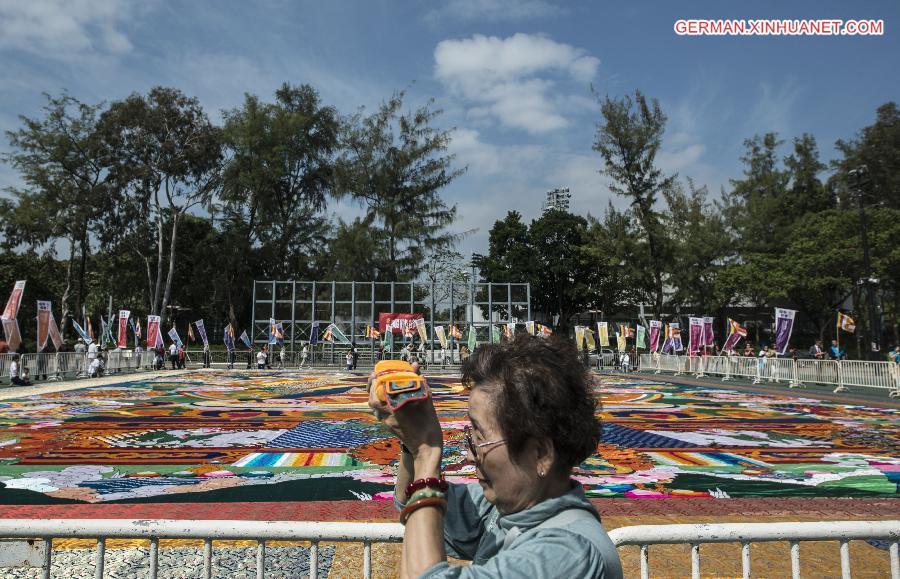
[417,481,623,578]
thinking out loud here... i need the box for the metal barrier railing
[608,520,900,579]
[182,349,464,371]
[0,519,895,579]
[637,353,900,396]
[0,519,404,579]
[0,351,158,386]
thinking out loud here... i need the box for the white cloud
[425,0,561,23]
[448,127,544,176]
[434,33,600,134]
[745,80,802,139]
[0,0,136,60]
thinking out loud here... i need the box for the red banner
[146,315,161,349]
[36,301,51,351]
[378,312,425,335]
[118,310,130,348]
[2,280,25,321]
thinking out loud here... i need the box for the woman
[369,334,622,578]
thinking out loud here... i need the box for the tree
[324,216,389,281]
[832,102,900,209]
[220,84,340,280]
[338,92,464,281]
[1,93,111,333]
[99,87,222,325]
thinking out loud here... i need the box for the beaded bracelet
[400,496,448,525]
[408,487,446,504]
[405,477,448,497]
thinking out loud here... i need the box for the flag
[525,321,535,336]
[72,319,92,345]
[616,332,626,353]
[449,325,463,340]
[167,327,183,348]
[239,330,252,349]
[382,324,394,349]
[195,319,209,347]
[48,311,63,350]
[36,301,51,352]
[467,325,477,351]
[597,322,609,347]
[100,316,109,348]
[538,324,552,337]
[671,323,684,352]
[117,310,130,348]
[584,327,596,351]
[1,319,21,352]
[146,315,161,350]
[649,320,662,353]
[2,280,26,321]
[324,323,351,344]
[365,325,381,339]
[661,324,673,354]
[773,308,797,355]
[503,322,515,340]
[703,317,715,347]
[85,314,94,341]
[722,318,747,352]
[310,322,320,345]
[415,318,428,344]
[636,325,646,349]
[273,322,285,346]
[402,323,415,339]
[224,323,236,352]
[688,317,703,355]
[837,312,856,333]
[575,326,585,351]
[188,323,196,343]
[491,325,501,342]
[435,326,448,350]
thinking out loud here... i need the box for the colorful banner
[268,318,277,344]
[72,319,92,345]
[671,323,684,352]
[168,327,183,347]
[274,323,285,346]
[310,322,319,345]
[100,316,109,348]
[224,323,236,352]
[584,327,596,351]
[837,312,856,333]
[414,318,428,344]
[2,280,26,321]
[448,325,462,340]
[491,325,501,343]
[688,317,703,355]
[616,332,626,353]
[239,330,252,349]
[722,318,747,352]
[48,311,63,350]
[636,325,646,349]
[538,324,552,337]
[195,319,209,347]
[574,326,585,351]
[597,322,609,347]
[504,322,515,340]
[435,326,448,350]
[703,317,715,348]
[324,323,351,345]
[36,301,51,351]
[649,320,661,353]
[2,319,21,351]
[774,308,797,355]
[467,325,477,351]
[117,310,130,348]
[525,321,535,336]
[378,313,425,335]
[146,315,161,351]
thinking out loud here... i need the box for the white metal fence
[638,353,900,397]
[608,520,900,579]
[0,351,157,385]
[0,519,896,578]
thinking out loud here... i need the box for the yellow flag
[585,328,596,351]
[598,322,609,347]
[617,333,626,353]
[575,326,585,351]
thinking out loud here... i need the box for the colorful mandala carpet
[0,372,897,504]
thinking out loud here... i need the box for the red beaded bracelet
[400,496,448,525]
[405,477,448,497]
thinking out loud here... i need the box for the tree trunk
[60,236,75,337]
[153,211,164,315]
[159,210,180,327]
[76,227,89,315]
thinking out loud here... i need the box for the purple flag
[649,320,661,353]
[688,317,703,355]
[703,317,715,347]
[774,308,797,355]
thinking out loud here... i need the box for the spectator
[621,351,631,373]
[227,347,235,369]
[203,344,212,368]
[177,344,186,369]
[743,343,755,357]
[88,356,103,378]
[9,355,30,386]
[87,340,99,363]
[346,350,353,370]
[169,342,178,370]
[246,346,253,369]
[351,343,359,370]
[809,340,826,360]
[300,344,309,367]
[887,345,899,364]
[830,340,846,360]
[256,348,267,369]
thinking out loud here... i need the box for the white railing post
[834,361,848,393]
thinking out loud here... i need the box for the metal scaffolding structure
[251,280,531,353]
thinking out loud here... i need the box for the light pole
[847,166,881,358]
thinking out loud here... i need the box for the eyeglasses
[463,425,507,461]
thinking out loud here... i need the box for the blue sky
[0,0,897,258]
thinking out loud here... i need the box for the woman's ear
[534,437,556,477]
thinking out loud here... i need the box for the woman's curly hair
[461,332,599,473]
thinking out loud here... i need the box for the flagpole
[836,311,840,353]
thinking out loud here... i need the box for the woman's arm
[401,447,446,579]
